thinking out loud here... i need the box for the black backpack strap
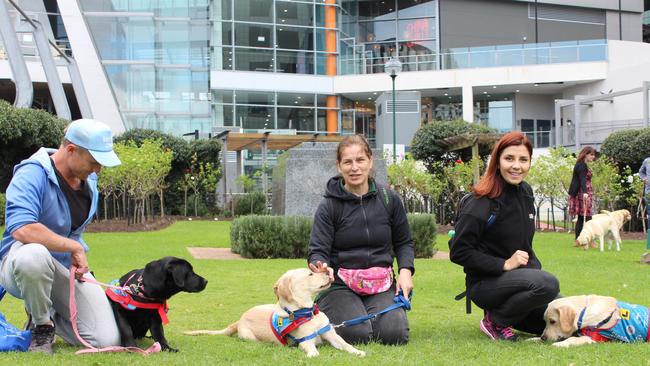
[327,197,343,231]
[376,183,393,226]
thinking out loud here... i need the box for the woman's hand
[309,260,334,282]
[583,192,589,200]
[395,268,413,296]
[503,250,529,271]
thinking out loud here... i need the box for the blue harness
[577,301,650,343]
[270,305,331,345]
[332,291,412,329]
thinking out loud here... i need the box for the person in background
[568,146,597,240]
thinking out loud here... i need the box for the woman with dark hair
[308,134,414,345]
[568,146,597,239]
[449,131,559,341]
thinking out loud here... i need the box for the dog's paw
[552,341,571,348]
[526,337,543,342]
[353,349,366,357]
[306,350,320,358]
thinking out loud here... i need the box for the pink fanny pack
[337,266,393,295]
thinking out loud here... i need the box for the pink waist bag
[337,266,393,295]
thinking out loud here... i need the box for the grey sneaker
[29,324,55,354]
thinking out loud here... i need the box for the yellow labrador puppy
[575,209,631,251]
[184,268,365,358]
[541,295,649,347]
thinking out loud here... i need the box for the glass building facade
[80,1,211,135]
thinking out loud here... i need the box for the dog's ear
[274,275,294,304]
[557,306,576,334]
[169,260,189,288]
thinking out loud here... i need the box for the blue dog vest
[580,301,650,342]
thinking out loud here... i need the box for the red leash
[68,266,161,355]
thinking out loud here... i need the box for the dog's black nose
[541,335,547,341]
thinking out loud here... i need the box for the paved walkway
[187,247,243,260]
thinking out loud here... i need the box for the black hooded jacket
[449,180,540,286]
[308,176,415,279]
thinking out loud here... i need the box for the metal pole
[391,74,397,163]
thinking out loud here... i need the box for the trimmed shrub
[601,128,650,172]
[0,100,67,192]
[407,213,437,258]
[231,215,312,258]
[234,192,267,216]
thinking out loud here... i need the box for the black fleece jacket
[308,176,415,278]
[568,161,589,197]
[449,180,540,286]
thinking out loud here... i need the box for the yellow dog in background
[575,209,631,251]
[184,268,365,358]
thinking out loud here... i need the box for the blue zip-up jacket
[1,148,99,268]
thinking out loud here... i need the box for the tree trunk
[550,197,556,231]
[194,189,198,217]
[159,189,164,218]
[184,188,188,217]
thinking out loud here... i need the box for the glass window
[357,20,396,43]
[398,0,435,18]
[191,71,210,115]
[213,90,234,104]
[214,22,233,46]
[235,23,273,48]
[317,108,327,131]
[156,68,191,113]
[212,46,234,70]
[398,18,435,41]
[234,0,273,23]
[235,91,274,105]
[276,26,313,50]
[158,20,190,64]
[234,48,273,71]
[157,0,190,17]
[487,100,513,133]
[236,105,275,130]
[104,64,155,111]
[86,16,155,61]
[398,40,436,70]
[276,50,314,74]
[213,104,234,126]
[359,1,396,21]
[276,1,314,26]
[190,21,210,67]
[277,107,315,131]
[277,92,315,106]
[212,0,232,20]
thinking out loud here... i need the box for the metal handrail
[7,0,71,63]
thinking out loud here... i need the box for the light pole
[384,57,402,163]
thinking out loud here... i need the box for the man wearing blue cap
[0,119,122,353]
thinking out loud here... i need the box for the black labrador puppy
[107,256,207,352]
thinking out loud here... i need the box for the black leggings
[574,215,592,239]
[469,268,560,335]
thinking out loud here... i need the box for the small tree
[387,154,442,213]
[590,157,623,212]
[527,147,574,229]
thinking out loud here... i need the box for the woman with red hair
[449,131,559,341]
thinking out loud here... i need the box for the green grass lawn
[0,221,648,365]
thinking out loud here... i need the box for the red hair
[576,146,596,163]
[473,131,533,199]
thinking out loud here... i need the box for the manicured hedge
[407,213,437,257]
[230,213,437,259]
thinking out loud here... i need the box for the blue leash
[332,290,412,329]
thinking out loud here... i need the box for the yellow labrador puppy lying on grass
[539,295,649,347]
[184,268,365,358]
[575,209,631,251]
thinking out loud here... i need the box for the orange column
[325,0,338,134]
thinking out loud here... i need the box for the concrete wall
[514,93,556,125]
[439,0,609,49]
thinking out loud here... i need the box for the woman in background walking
[568,146,596,240]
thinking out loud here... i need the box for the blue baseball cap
[64,119,121,167]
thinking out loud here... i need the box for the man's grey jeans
[0,241,120,347]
